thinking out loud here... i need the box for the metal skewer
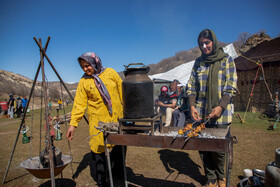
[204,116,211,125]
[191,117,202,125]
[182,117,210,147]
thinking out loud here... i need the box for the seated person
[155,85,177,127]
[172,93,190,128]
[176,84,184,106]
[168,81,178,98]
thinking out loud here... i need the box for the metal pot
[122,63,154,119]
[40,147,62,168]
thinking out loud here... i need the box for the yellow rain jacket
[69,68,123,153]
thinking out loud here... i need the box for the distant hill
[0,70,78,101]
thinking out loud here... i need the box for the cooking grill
[103,125,237,187]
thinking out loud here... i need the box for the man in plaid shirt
[186,29,237,187]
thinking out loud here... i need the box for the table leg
[122,146,128,187]
[226,137,233,187]
[104,132,114,187]
[226,152,230,187]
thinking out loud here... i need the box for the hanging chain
[29,88,35,159]
[60,81,73,174]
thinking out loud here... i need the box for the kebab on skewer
[178,122,206,136]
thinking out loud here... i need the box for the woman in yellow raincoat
[67,52,124,186]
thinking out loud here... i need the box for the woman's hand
[209,106,223,118]
[66,125,75,141]
[190,106,199,121]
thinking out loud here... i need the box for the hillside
[0,70,40,98]
[0,70,78,103]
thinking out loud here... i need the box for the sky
[0,0,279,83]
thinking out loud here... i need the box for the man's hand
[209,106,223,118]
[67,125,76,141]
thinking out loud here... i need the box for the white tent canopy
[149,43,238,85]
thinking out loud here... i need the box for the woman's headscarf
[197,29,228,114]
[198,29,227,63]
[78,52,113,115]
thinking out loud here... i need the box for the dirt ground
[0,109,279,187]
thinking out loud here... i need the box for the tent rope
[239,54,275,122]
[239,54,261,65]
[243,64,261,123]
[260,63,274,102]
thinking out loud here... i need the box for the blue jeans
[172,109,189,127]
[8,106,14,118]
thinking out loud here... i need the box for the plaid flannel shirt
[186,56,237,125]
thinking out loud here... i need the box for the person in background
[187,29,237,187]
[66,52,126,186]
[176,84,184,107]
[155,85,177,126]
[172,79,180,90]
[48,100,52,111]
[7,94,15,118]
[172,85,190,128]
[22,96,28,113]
[168,80,178,98]
[16,97,22,118]
[58,99,62,110]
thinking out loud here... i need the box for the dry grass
[0,108,279,187]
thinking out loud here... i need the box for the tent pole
[33,37,89,124]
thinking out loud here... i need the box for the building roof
[235,37,280,71]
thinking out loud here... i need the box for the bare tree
[257,29,267,35]
[48,87,60,100]
[238,32,252,45]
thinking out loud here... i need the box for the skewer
[204,116,211,124]
[191,118,202,125]
[184,136,191,142]
[174,117,207,145]
[181,136,192,149]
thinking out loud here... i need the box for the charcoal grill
[104,126,237,187]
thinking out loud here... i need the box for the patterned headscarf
[78,52,113,115]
